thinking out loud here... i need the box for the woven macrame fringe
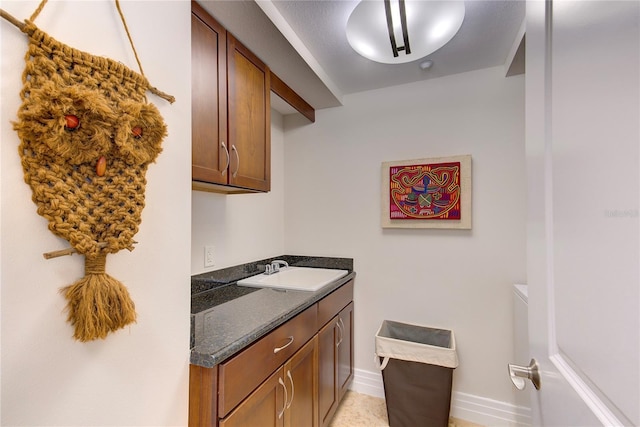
[61,254,136,341]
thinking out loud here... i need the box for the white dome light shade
[346,0,465,64]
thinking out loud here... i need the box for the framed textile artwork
[381,155,471,229]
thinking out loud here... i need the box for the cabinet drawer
[318,280,354,328]
[218,303,318,417]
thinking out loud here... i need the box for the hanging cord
[0,0,175,103]
[115,0,145,78]
[29,0,48,22]
[113,0,175,103]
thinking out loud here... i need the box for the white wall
[1,1,191,426]
[282,67,526,406]
[191,111,286,274]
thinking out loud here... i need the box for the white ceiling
[197,1,526,112]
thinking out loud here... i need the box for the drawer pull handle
[278,377,287,419]
[274,336,294,354]
[286,370,295,409]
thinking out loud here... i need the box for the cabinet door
[191,3,228,185]
[220,368,285,427]
[227,33,271,192]
[317,318,339,427]
[284,336,318,427]
[337,302,354,401]
[318,302,355,427]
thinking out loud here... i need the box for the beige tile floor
[329,390,484,427]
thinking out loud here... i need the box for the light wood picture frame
[381,155,471,229]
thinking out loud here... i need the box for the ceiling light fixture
[346,0,465,64]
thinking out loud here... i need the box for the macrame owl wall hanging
[1,1,175,341]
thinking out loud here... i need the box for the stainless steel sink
[236,266,349,291]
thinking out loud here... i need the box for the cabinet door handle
[286,370,295,409]
[221,141,230,175]
[274,336,294,354]
[336,320,343,347]
[231,144,239,178]
[278,376,287,419]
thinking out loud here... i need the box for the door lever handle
[508,358,541,390]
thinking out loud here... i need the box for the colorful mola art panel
[389,162,461,220]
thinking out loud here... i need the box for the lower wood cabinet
[220,336,318,427]
[189,363,218,426]
[218,305,318,417]
[318,302,354,427]
[189,280,354,427]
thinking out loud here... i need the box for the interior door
[525,1,639,425]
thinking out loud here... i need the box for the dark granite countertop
[190,256,354,368]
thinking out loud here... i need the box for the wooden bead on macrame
[132,126,143,138]
[64,114,79,130]
[96,156,107,177]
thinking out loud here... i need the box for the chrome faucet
[264,260,289,275]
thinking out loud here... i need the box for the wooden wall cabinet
[191,2,270,193]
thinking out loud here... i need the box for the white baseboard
[452,392,532,426]
[350,368,532,426]
[350,367,386,398]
